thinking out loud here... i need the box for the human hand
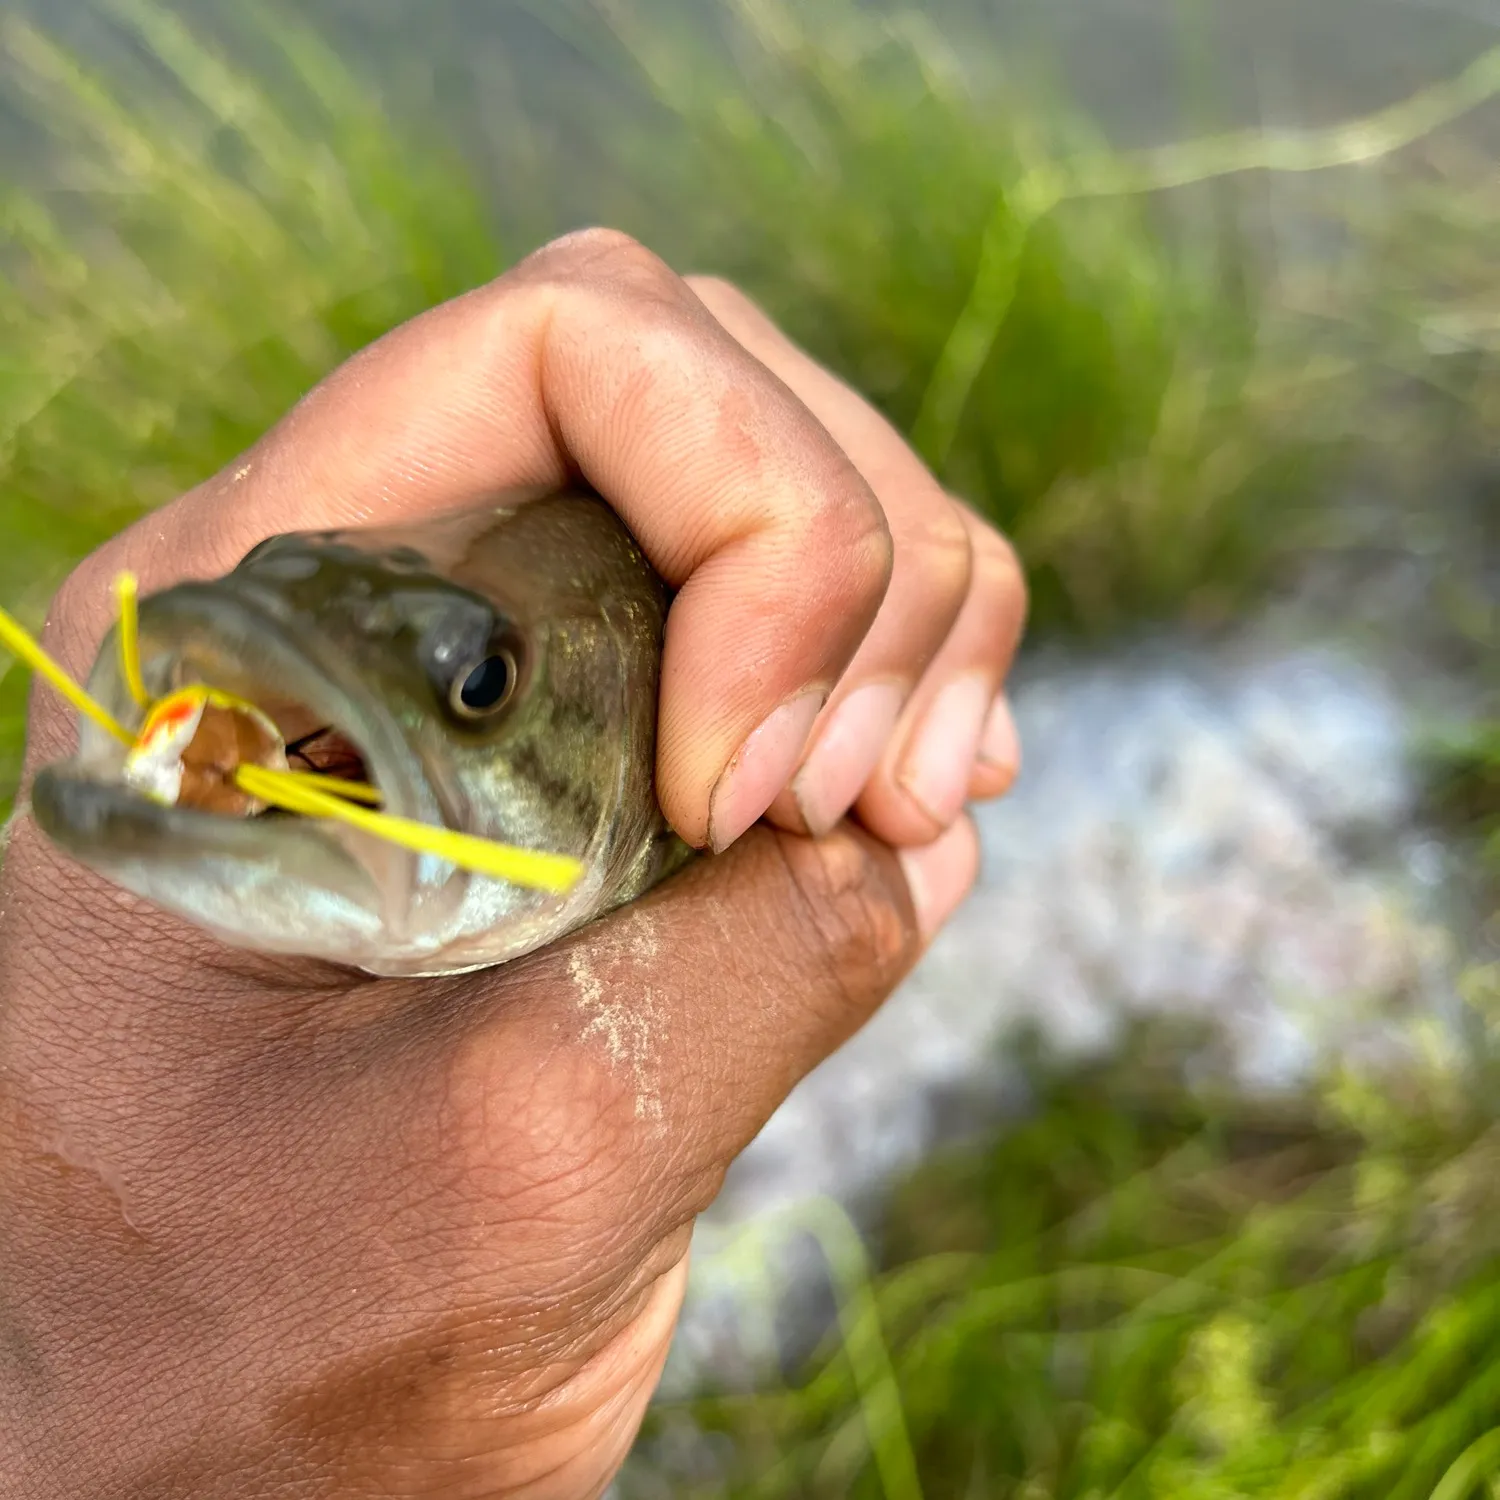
[0,230,1026,1498]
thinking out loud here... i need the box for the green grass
[0,6,501,592]
[626,1011,1500,1499]
[3,0,1495,805]
[0,0,505,817]
[579,0,1353,633]
[575,0,1500,636]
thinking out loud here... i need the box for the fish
[30,488,691,977]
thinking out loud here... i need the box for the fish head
[31,490,679,976]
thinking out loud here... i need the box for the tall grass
[625,1009,1500,1499]
[0,0,503,816]
[536,0,1500,636]
[583,0,1354,632]
[5,2,1497,804]
[4,3,1498,804]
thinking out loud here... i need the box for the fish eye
[448,649,518,719]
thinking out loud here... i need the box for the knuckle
[684,274,765,326]
[980,528,1027,596]
[957,502,1029,627]
[908,492,975,605]
[511,227,683,301]
[855,503,899,594]
[829,501,897,619]
[956,499,1026,590]
[788,476,895,632]
[778,830,913,1013]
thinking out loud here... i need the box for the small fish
[31,489,690,977]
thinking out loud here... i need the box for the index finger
[46,230,893,850]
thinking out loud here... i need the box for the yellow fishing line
[236,764,585,893]
[114,572,150,709]
[0,601,135,747]
[271,768,386,806]
[4,573,584,894]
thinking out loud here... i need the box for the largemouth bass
[31,489,689,977]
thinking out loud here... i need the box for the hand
[0,230,1026,1498]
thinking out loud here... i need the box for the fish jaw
[26,582,617,975]
[28,585,467,971]
[31,766,393,961]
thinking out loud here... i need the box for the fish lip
[30,763,390,963]
[71,582,442,849]
[30,583,446,957]
[31,761,373,870]
[157,583,430,808]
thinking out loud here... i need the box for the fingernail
[896,674,991,828]
[790,681,905,837]
[977,694,1021,780]
[898,815,979,942]
[709,688,826,853]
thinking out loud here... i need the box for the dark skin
[0,231,1026,1498]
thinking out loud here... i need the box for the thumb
[479,816,980,1213]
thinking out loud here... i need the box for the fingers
[968,690,1023,803]
[855,504,1027,842]
[37,230,894,850]
[687,277,1027,846]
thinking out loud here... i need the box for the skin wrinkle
[525,282,573,479]
[774,830,917,1029]
[524,1342,669,1500]
[342,1093,600,1298]
[279,1256,688,1497]
[412,1057,658,1311]
[33,1127,143,1237]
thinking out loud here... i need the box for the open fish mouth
[29,584,453,941]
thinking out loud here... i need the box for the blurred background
[0,1,1497,1494]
